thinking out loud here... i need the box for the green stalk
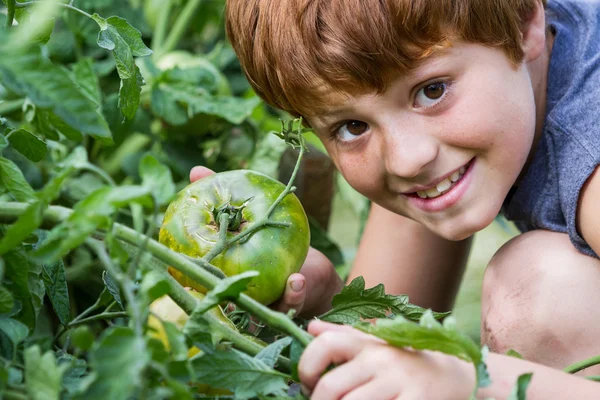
[564,355,600,374]
[0,202,313,347]
[0,98,24,115]
[5,0,15,30]
[156,0,202,58]
[151,0,173,52]
[15,1,93,19]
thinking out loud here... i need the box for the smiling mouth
[411,159,473,199]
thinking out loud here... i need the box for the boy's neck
[517,29,556,185]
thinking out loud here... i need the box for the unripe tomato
[159,170,310,305]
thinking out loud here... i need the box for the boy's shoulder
[503,0,600,258]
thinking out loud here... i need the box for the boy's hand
[189,166,343,318]
[299,320,475,400]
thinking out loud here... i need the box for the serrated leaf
[79,327,149,400]
[41,256,70,326]
[0,156,36,201]
[102,271,123,309]
[24,345,63,400]
[355,311,490,390]
[255,337,293,369]
[139,154,175,206]
[507,372,533,400]
[194,271,259,315]
[190,348,289,399]
[118,64,144,120]
[92,15,151,120]
[0,48,112,142]
[7,129,47,162]
[320,277,448,324]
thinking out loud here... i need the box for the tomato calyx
[212,198,253,232]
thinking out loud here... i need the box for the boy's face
[307,42,538,240]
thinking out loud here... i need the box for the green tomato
[159,170,310,305]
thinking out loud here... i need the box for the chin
[433,209,498,241]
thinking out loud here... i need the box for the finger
[189,166,215,183]
[299,331,368,390]
[340,377,401,400]
[274,273,306,315]
[308,320,359,336]
[309,361,374,400]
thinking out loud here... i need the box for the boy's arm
[349,203,472,311]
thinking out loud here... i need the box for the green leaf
[0,156,36,201]
[14,7,55,45]
[158,320,188,362]
[41,256,70,326]
[0,48,112,142]
[0,286,14,314]
[190,348,289,399]
[7,129,47,162]
[355,311,490,389]
[319,276,449,325]
[506,349,524,359]
[0,201,44,256]
[81,327,149,400]
[139,154,175,206]
[0,316,29,351]
[24,345,63,400]
[194,271,259,315]
[152,83,261,125]
[118,64,144,120]
[92,15,151,120]
[507,372,533,400]
[72,58,102,106]
[255,337,293,369]
[3,250,37,329]
[102,271,123,310]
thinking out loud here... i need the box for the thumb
[274,273,306,316]
[190,166,215,183]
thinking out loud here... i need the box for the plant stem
[3,389,28,400]
[5,0,15,30]
[80,163,116,186]
[585,375,600,382]
[151,0,173,52]
[564,355,600,374]
[0,202,313,347]
[15,1,93,19]
[157,0,202,57]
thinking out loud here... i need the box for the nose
[382,131,439,179]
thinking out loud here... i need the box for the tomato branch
[0,202,313,348]
[564,355,600,374]
[156,0,203,58]
[15,1,93,19]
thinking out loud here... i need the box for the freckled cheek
[335,154,383,197]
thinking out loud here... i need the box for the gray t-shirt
[503,0,600,258]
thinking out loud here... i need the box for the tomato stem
[564,355,600,374]
[5,0,15,29]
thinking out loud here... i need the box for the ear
[521,1,548,62]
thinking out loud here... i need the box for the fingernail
[290,279,305,292]
[300,384,311,396]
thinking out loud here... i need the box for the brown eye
[347,120,368,135]
[423,82,445,100]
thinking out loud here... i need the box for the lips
[403,159,474,198]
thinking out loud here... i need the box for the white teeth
[426,187,442,198]
[450,171,460,182]
[417,191,427,198]
[459,166,466,174]
[436,178,452,192]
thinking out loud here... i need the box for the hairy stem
[564,355,600,374]
[5,0,15,30]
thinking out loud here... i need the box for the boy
[191,0,600,397]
